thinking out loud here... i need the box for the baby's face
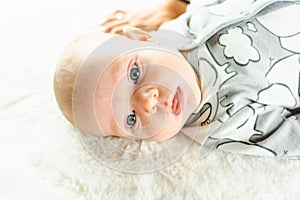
[94,48,201,141]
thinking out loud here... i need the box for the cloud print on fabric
[219,27,260,66]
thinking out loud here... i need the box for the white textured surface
[1,0,300,199]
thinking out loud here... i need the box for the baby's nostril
[144,88,159,98]
[150,106,157,114]
[153,89,159,98]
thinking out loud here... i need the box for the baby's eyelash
[126,110,136,127]
[129,64,140,84]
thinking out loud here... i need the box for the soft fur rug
[1,0,300,199]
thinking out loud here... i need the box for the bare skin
[100,0,188,34]
[54,27,200,142]
[94,47,201,141]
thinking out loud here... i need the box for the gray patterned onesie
[164,0,300,158]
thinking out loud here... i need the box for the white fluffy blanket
[1,0,300,199]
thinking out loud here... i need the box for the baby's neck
[179,50,189,60]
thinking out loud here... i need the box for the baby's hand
[100,0,187,34]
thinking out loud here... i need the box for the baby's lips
[167,86,184,116]
[173,87,184,116]
[167,92,174,115]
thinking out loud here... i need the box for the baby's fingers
[102,19,129,33]
[100,9,127,26]
[110,26,126,35]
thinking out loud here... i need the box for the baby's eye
[129,64,140,84]
[126,110,136,127]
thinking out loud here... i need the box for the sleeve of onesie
[208,104,300,159]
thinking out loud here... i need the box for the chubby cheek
[149,115,183,142]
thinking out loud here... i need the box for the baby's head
[54,27,201,141]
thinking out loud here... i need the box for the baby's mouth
[171,87,184,116]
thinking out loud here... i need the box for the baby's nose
[132,87,159,113]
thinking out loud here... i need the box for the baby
[54,0,300,158]
[54,27,202,142]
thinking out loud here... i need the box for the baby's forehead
[83,36,138,67]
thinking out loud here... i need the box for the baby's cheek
[94,97,115,136]
[149,115,183,142]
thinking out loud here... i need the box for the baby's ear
[123,26,156,42]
